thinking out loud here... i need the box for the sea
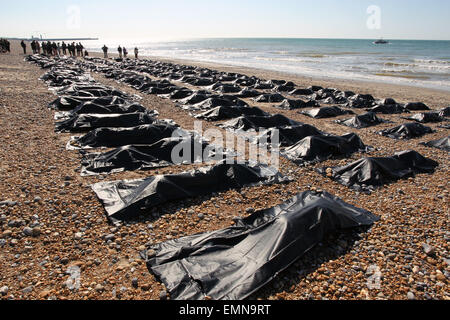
[87,38,450,91]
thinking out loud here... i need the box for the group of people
[0,38,11,53]
[28,40,88,57]
[102,45,139,59]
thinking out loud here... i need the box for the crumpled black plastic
[91,163,292,222]
[420,136,450,152]
[317,150,438,192]
[70,123,180,149]
[55,111,158,133]
[404,112,443,123]
[302,106,354,119]
[378,123,433,140]
[49,96,101,110]
[335,112,386,129]
[255,125,323,147]
[252,93,286,103]
[366,104,409,114]
[80,137,227,176]
[273,99,309,110]
[58,98,147,118]
[404,102,430,111]
[195,106,268,121]
[220,114,302,132]
[282,133,369,165]
[440,107,450,118]
[142,191,379,300]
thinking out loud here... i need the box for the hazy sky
[1,0,449,41]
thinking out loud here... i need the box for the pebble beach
[0,40,449,301]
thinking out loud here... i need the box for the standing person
[123,47,128,58]
[36,41,41,54]
[6,40,10,53]
[78,43,84,57]
[57,42,61,56]
[21,40,26,54]
[102,45,108,58]
[31,41,36,54]
[134,47,139,59]
[62,42,67,55]
[52,42,58,56]
[117,45,122,59]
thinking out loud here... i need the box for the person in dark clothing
[123,47,128,58]
[134,47,139,59]
[102,45,108,58]
[21,40,26,54]
[62,42,67,55]
[36,41,41,54]
[52,42,57,56]
[78,42,84,57]
[117,45,122,59]
[31,41,36,54]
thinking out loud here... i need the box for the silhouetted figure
[21,41,27,54]
[31,41,36,54]
[134,47,139,59]
[84,49,89,57]
[118,45,122,59]
[62,42,67,55]
[123,47,128,58]
[102,45,108,58]
[36,41,41,54]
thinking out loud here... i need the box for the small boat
[373,38,389,44]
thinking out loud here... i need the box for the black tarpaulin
[404,102,431,111]
[302,106,354,119]
[55,112,158,133]
[273,99,310,110]
[80,137,228,176]
[54,101,148,120]
[318,150,438,192]
[49,96,101,110]
[440,107,450,117]
[255,125,323,147]
[142,191,379,300]
[252,93,286,103]
[194,106,268,121]
[220,114,302,132]
[69,123,180,149]
[378,123,433,140]
[420,136,450,152]
[335,112,386,129]
[404,112,444,123]
[281,133,369,165]
[91,163,292,221]
[366,104,410,114]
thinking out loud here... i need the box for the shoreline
[87,49,450,107]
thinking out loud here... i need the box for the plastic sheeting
[378,123,433,140]
[54,99,147,120]
[273,99,309,110]
[91,163,292,221]
[318,150,438,192]
[220,114,302,132]
[404,112,444,123]
[194,106,268,122]
[69,123,180,149]
[440,107,450,118]
[255,125,323,147]
[404,102,431,111]
[366,104,410,114]
[420,136,450,152]
[55,112,158,133]
[80,137,228,176]
[335,112,386,129]
[142,191,379,300]
[302,107,354,119]
[252,94,286,103]
[281,133,369,165]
